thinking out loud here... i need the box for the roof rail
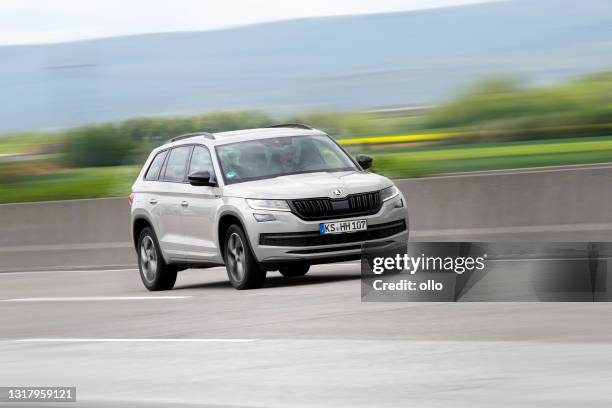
[266,123,313,130]
[167,131,215,143]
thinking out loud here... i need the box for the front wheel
[224,224,267,289]
[279,263,310,278]
[137,227,177,291]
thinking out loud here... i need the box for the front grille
[259,219,406,247]
[290,191,382,221]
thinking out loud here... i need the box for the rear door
[138,148,168,243]
[155,145,193,257]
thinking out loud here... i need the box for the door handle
[149,198,158,204]
[181,201,189,207]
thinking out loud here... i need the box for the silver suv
[130,124,409,290]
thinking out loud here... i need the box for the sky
[0,0,495,45]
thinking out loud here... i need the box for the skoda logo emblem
[333,189,342,197]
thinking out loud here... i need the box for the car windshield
[216,135,358,184]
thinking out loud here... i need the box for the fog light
[394,199,404,209]
[253,213,276,222]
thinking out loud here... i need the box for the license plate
[319,219,367,235]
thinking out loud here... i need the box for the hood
[222,171,393,199]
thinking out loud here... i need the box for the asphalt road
[2,262,612,407]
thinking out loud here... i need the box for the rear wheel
[137,227,177,291]
[279,263,310,278]
[224,224,266,289]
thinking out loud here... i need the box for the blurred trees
[426,73,612,141]
[61,111,272,167]
[15,70,612,169]
[63,124,136,167]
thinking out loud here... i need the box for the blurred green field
[0,165,140,204]
[0,133,64,155]
[369,136,612,178]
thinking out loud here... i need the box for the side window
[144,150,167,181]
[189,146,216,183]
[162,146,192,182]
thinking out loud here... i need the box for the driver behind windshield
[217,135,357,184]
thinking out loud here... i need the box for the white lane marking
[0,268,137,276]
[412,222,612,237]
[5,338,256,343]
[1,296,190,302]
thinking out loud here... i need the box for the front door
[180,145,221,260]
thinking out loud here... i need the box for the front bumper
[243,196,409,265]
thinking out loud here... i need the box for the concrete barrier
[0,197,130,247]
[1,165,612,271]
[0,197,133,272]
[397,166,612,231]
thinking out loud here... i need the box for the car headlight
[380,185,400,202]
[246,199,291,212]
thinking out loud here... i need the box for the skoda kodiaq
[130,124,409,290]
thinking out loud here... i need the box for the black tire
[224,224,267,289]
[137,227,177,291]
[279,263,310,278]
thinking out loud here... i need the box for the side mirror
[188,171,216,187]
[356,154,373,170]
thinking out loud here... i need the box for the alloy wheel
[140,235,158,283]
[227,232,246,282]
